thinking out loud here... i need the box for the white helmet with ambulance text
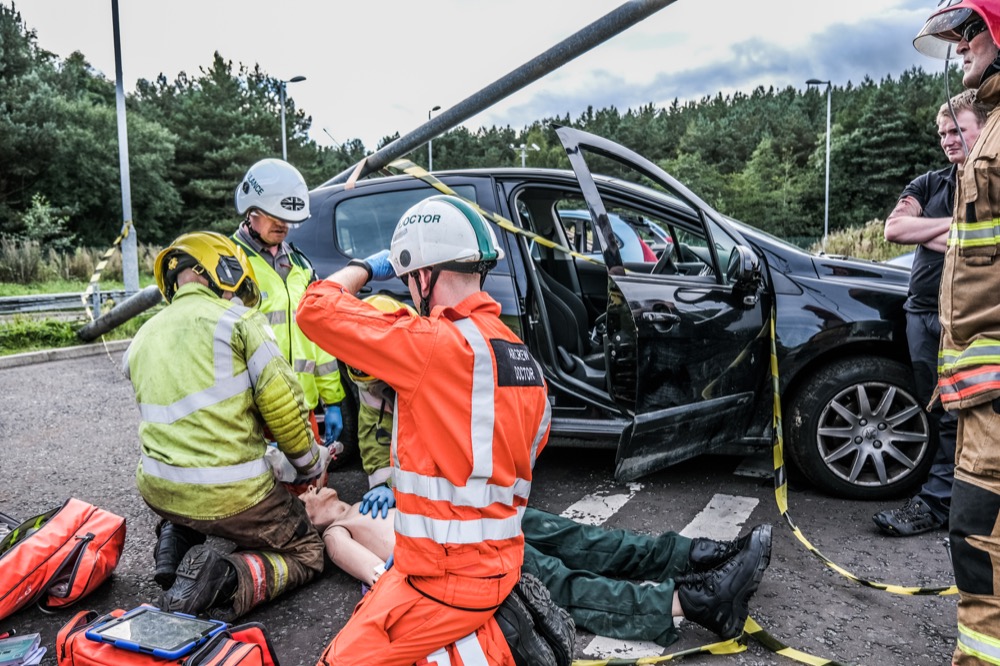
[389,195,504,278]
[914,0,1000,59]
[234,158,310,225]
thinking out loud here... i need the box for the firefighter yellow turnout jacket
[123,282,320,521]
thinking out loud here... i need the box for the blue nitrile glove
[359,485,395,519]
[324,404,343,444]
[384,553,394,571]
[364,249,395,281]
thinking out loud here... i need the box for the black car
[291,127,926,501]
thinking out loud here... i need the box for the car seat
[536,269,606,389]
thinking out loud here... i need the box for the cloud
[483,5,945,133]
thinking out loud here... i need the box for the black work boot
[495,586,557,666]
[512,573,575,666]
[872,497,946,537]
[159,545,236,616]
[676,523,772,639]
[153,521,206,590]
[689,529,757,572]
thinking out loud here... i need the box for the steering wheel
[651,246,678,275]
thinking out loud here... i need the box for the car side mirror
[726,245,763,306]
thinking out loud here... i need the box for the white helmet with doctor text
[234,158,310,225]
[389,195,504,279]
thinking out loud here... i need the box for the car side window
[335,185,478,258]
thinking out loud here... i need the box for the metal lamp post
[806,78,832,252]
[510,142,540,168]
[427,105,441,171]
[279,75,306,160]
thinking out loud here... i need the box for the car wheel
[786,356,931,501]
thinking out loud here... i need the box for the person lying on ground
[300,484,771,644]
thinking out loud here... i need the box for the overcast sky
[16,0,947,152]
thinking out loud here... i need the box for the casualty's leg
[521,508,691,581]
[522,542,679,646]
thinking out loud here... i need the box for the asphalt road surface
[0,350,957,665]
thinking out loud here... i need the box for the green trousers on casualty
[521,507,693,646]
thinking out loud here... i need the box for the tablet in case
[85,607,226,660]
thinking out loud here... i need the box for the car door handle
[641,311,680,324]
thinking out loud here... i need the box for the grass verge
[0,311,159,356]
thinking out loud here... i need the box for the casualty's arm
[323,524,389,587]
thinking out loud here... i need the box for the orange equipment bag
[0,498,126,620]
[56,608,281,666]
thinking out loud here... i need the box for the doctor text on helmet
[399,213,442,226]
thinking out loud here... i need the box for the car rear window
[335,185,478,258]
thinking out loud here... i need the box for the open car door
[555,126,772,481]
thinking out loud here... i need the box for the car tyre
[786,356,931,501]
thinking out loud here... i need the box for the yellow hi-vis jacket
[233,236,345,411]
[123,282,320,520]
[940,73,1000,410]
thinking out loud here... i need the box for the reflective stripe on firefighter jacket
[939,74,1000,410]
[123,282,320,520]
[233,236,345,411]
[298,281,551,578]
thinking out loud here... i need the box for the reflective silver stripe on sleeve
[289,445,319,468]
[140,452,269,485]
[454,632,487,666]
[368,467,392,488]
[453,319,495,481]
[266,310,286,326]
[138,307,251,424]
[395,506,525,544]
[394,468,528,508]
[315,360,339,378]
[293,359,317,374]
[246,340,283,389]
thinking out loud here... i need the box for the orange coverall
[298,282,551,666]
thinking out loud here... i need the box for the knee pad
[951,479,1000,595]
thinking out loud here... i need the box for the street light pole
[509,142,540,168]
[280,75,306,161]
[427,105,441,171]
[806,78,832,252]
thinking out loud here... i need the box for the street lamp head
[805,78,830,87]
[287,75,307,84]
[530,143,540,151]
[431,105,441,112]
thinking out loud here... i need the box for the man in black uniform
[872,89,987,536]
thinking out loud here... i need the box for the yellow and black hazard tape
[570,616,848,666]
[388,159,610,269]
[81,220,133,321]
[570,632,744,665]
[767,311,957,596]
